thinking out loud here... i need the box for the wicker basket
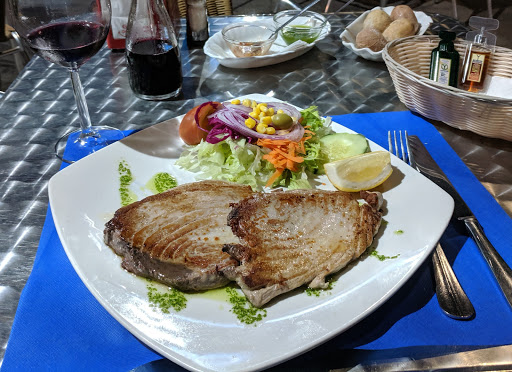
[382,35,512,142]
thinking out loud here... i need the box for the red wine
[126,39,182,100]
[27,21,107,68]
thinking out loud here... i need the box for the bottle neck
[439,41,454,52]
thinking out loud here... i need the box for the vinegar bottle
[460,16,499,93]
[125,0,183,100]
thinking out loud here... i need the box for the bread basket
[382,35,512,141]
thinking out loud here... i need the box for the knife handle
[432,243,475,319]
[463,216,512,308]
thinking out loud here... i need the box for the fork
[388,130,475,320]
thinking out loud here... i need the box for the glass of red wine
[9,0,124,163]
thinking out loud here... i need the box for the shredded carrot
[257,128,315,187]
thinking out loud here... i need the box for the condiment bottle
[460,16,499,93]
[125,0,183,100]
[429,31,459,88]
[186,0,209,48]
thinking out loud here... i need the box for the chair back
[1,0,9,42]
[175,0,232,17]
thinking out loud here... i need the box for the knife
[407,135,512,308]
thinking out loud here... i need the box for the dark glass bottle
[429,31,460,88]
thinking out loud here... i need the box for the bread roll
[363,9,392,32]
[382,19,415,42]
[356,27,388,52]
[390,5,419,33]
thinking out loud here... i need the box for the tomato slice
[179,102,220,145]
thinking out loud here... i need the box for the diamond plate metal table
[1,13,511,367]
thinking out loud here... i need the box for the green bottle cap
[439,31,456,41]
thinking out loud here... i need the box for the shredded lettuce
[176,106,333,190]
[299,106,333,174]
[176,138,274,190]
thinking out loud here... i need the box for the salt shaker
[186,0,209,47]
[125,0,183,100]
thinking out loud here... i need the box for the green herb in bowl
[274,10,327,45]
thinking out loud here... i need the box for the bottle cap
[465,16,499,47]
[439,31,456,41]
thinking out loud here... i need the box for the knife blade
[408,135,512,308]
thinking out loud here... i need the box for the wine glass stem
[69,68,97,139]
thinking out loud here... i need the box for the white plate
[49,93,453,372]
[341,6,433,62]
[203,19,331,69]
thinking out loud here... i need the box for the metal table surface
[1,13,511,368]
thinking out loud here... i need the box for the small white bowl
[340,6,433,62]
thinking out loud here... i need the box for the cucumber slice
[320,133,369,163]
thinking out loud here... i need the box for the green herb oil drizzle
[225,287,267,324]
[118,161,137,206]
[147,283,187,313]
[394,229,404,235]
[147,172,178,194]
[370,249,400,261]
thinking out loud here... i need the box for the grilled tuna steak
[222,189,383,307]
[104,180,254,291]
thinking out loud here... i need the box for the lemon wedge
[324,151,393,192]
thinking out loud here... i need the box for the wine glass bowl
[9,0,124,163]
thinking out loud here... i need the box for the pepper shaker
[186,0,209,47]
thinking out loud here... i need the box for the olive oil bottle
[429,31,460,88]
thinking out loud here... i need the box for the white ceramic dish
[341,6,433,62]
[204,19,331,69]
[49,93,453,372]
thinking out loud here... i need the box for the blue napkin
[3,111,512,371]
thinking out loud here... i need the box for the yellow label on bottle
[467,52,486,83]
[437,58,452,85]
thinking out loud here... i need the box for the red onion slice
[206,101,305,142]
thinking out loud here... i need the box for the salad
[176,98,367,190]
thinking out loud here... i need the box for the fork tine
[399,131,406,162]
[388,130,411,164]
[404,130,411,166]
[393,130,399,158]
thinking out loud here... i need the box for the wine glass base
[55,126,125,164]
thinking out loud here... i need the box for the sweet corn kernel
[261,116,272,125]
[251,100,258,108]
[256,124,267,133]
[259,112,266,120]
[242,99,251,107]
[267,108,275,116]
[231,99,241,105]
[257,103,268,113]
[277,109,284,114]
[266,127,276,135]
[245,118,256,129]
